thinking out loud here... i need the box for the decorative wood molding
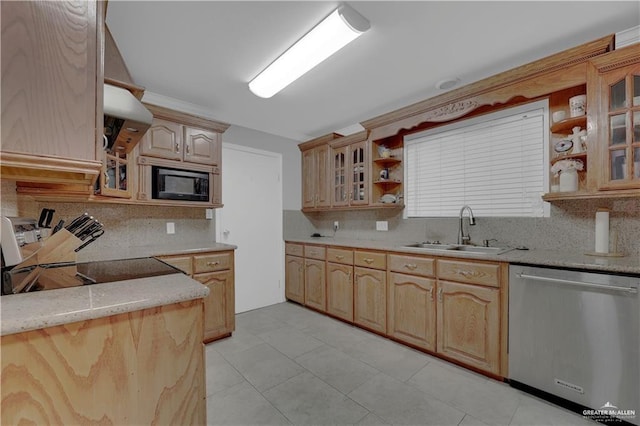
[144,103,230,134]
[298,132,343,151]
[589,43,640,73]
[1,152,101,185]
[361,35,614,140]
[329,130,368,149]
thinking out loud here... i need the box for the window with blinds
[404,100,550,218]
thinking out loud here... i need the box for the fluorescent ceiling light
[249,4,370,98]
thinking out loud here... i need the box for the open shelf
[550,116,587,134]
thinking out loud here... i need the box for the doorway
[216,144,284,313]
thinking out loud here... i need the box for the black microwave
[152,166,209,202]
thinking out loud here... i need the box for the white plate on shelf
[380,194,396,204]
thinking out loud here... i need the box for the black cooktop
[2,257,184,295]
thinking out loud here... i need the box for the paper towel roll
[595,209,609,253]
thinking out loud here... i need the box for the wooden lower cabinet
[285,254,305,304]
[326,263,353,322]
[1,300,205,425]
[158,249,235,343]
[437,280,500,374]
[284,242,508,377]
[387,272,436,352]
[194,270,235,343]
[304,258,326,311]
[354,267,386,334]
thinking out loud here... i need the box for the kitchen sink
[403,243,511,255]
[449,245,507,254]
[404,243,458,251]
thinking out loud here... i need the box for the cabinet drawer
[389,254,434,277]
[327,248,353,265]
[157,255,193,276]
[285,243,304,257]
[437,259,500,288]
[304,245,326,260]
[354,251,386,270]
[194,252,233,274]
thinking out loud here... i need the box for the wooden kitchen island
[0,272,209,425]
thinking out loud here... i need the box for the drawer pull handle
[206,261,220,266]
[456,269,475,277]
[437,287,443,302]
[335,255,344,260]
[403,263,418,270]
[364,258,375,264]
[428,287,434,301]
[175,142,180,153]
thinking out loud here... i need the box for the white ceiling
[106,1,640,142]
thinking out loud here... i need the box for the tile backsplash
[1,180,216,261]
[284,198,640,257]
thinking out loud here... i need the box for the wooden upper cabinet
[301,145,331,210]
[589,44,640,191]
[330,136,370,207]
[141,104,229,167]
[140,119,220,166]
[331,145,349,207]
[0,0,102,184]
[184,127,220,165]
[139,119,184,161]
[349,140,369,205]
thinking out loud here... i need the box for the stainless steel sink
[404,243,458,251]
[449,245,507,254]
[403,243,511,255]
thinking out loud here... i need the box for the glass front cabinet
[330,133,369,207]
[591,46,640,191]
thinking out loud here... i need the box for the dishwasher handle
[517,273,638,294]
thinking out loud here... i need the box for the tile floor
[206,302,595,426]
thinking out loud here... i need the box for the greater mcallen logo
[583,402,636,422]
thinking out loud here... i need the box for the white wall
[222,125,301,210]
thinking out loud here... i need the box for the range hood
[103,83,153,154]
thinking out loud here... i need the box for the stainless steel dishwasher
[509,265,639,425]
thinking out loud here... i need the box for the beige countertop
[2,242,237,337]
[286,237,640,275]
[1,273,209,336]
[77,242,237,262]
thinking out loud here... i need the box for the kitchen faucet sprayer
[458,205,476,245]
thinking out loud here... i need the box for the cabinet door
[331,146,349,207]
[388,272,436,351]
[597,61,640,189]
[354,267,386,334]
[98,150,132,199]
[301,149,316,209]
[184,127,220,165]
[304,258,326,311]
[316,144,331,208]
[326,263,353,322]
[437,280,500,375]
[139,118,183,161]
[350,140,369,205]
[194,270,235,342]
[285,255,305,304]
[1,1,98,161]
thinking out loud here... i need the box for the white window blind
[405,101,549,218]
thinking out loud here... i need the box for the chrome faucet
[458,205,476,245]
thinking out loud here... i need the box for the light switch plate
[166,222,175,234]
[376,221,388,231]
[205,209,214,219]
